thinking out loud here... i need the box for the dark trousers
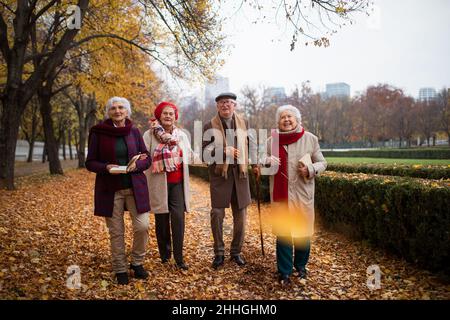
[210,183,247,256]
[276,236,311,276]
[155,182,185,264]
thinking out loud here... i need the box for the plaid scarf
[151,125,182,173]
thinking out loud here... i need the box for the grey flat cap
[215,92,237,102]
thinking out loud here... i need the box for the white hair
[276,104,301,124]
[105,96,132,119]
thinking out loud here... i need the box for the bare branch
[29,0,59,26]
[52,83,72,96]
[0,1,15,14]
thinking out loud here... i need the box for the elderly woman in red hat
[143,101,194,270]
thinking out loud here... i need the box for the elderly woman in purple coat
[86,97,151,285]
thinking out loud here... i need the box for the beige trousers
[105,188,149,273]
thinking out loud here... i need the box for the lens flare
[268,202,313,244]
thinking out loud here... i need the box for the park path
[0,169,448,299]
[14,160,79,177]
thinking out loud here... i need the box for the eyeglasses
[218,99,236,105]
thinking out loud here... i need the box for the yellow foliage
[66,0,163,116]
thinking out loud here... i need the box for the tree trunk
[68,127,73,160]
[42,142,46,163]
[75,92,97,169]
[39,88,63,175]
[26,100,39,162]
[74,132,79,159]
[77,125,86,168]
[0,100,22,190]
[61,128,66,160]
[27,140,35,162]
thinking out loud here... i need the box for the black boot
[278,273,291,285]
[130,264,149,279]
[297,267,307,279]
[176,262,189,270]
[116,272,129,285]
[212,255,224,269]
[230,255,246,266]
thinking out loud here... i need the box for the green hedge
[189,165,210,182]
[190,165,450,275]
[315,172,450,275]
[323,148,450,159]
[189,165,270,201]
[327,164,450,180]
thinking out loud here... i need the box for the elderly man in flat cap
[202,92,258,269]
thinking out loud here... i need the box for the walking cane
[255,170,265,257]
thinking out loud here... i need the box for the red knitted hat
[154,101,179,120]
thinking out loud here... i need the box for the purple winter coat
[85,120,151,217]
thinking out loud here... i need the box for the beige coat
[263,130,327,237]
[143,129,192,214]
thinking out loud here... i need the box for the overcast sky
[206,0,450,98]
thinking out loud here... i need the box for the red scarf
[272,127,305,202]
[89,119,133,164]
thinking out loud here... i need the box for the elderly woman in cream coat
[143,101,194,270]
[259,104,327,285]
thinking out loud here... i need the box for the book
[109,166,128,174]
[109,154,143,174]
[298,153,312,182]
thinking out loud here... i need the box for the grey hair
[105,96,132,119]
[276,104,301,124]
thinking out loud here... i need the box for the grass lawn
[326,157,450,166]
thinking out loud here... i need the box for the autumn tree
[389,95,415,147]
[414,100,437,146]
[321,97,353,146]
[288,83,326,140]
[178,96,201,139]
[436,88,450,145]
[0,0,372,188]
[0,0,225,189]
[19,96,42,162]
[63,8,164,168]
[0,0,90,188]
[238,0,371,50]
[240,85,263,126]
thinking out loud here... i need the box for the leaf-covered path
[0,169,448,299]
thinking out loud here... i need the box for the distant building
[325,82,350,99]
[205,75,229,106]
[418,87,437,102]
[263,87,287,106]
